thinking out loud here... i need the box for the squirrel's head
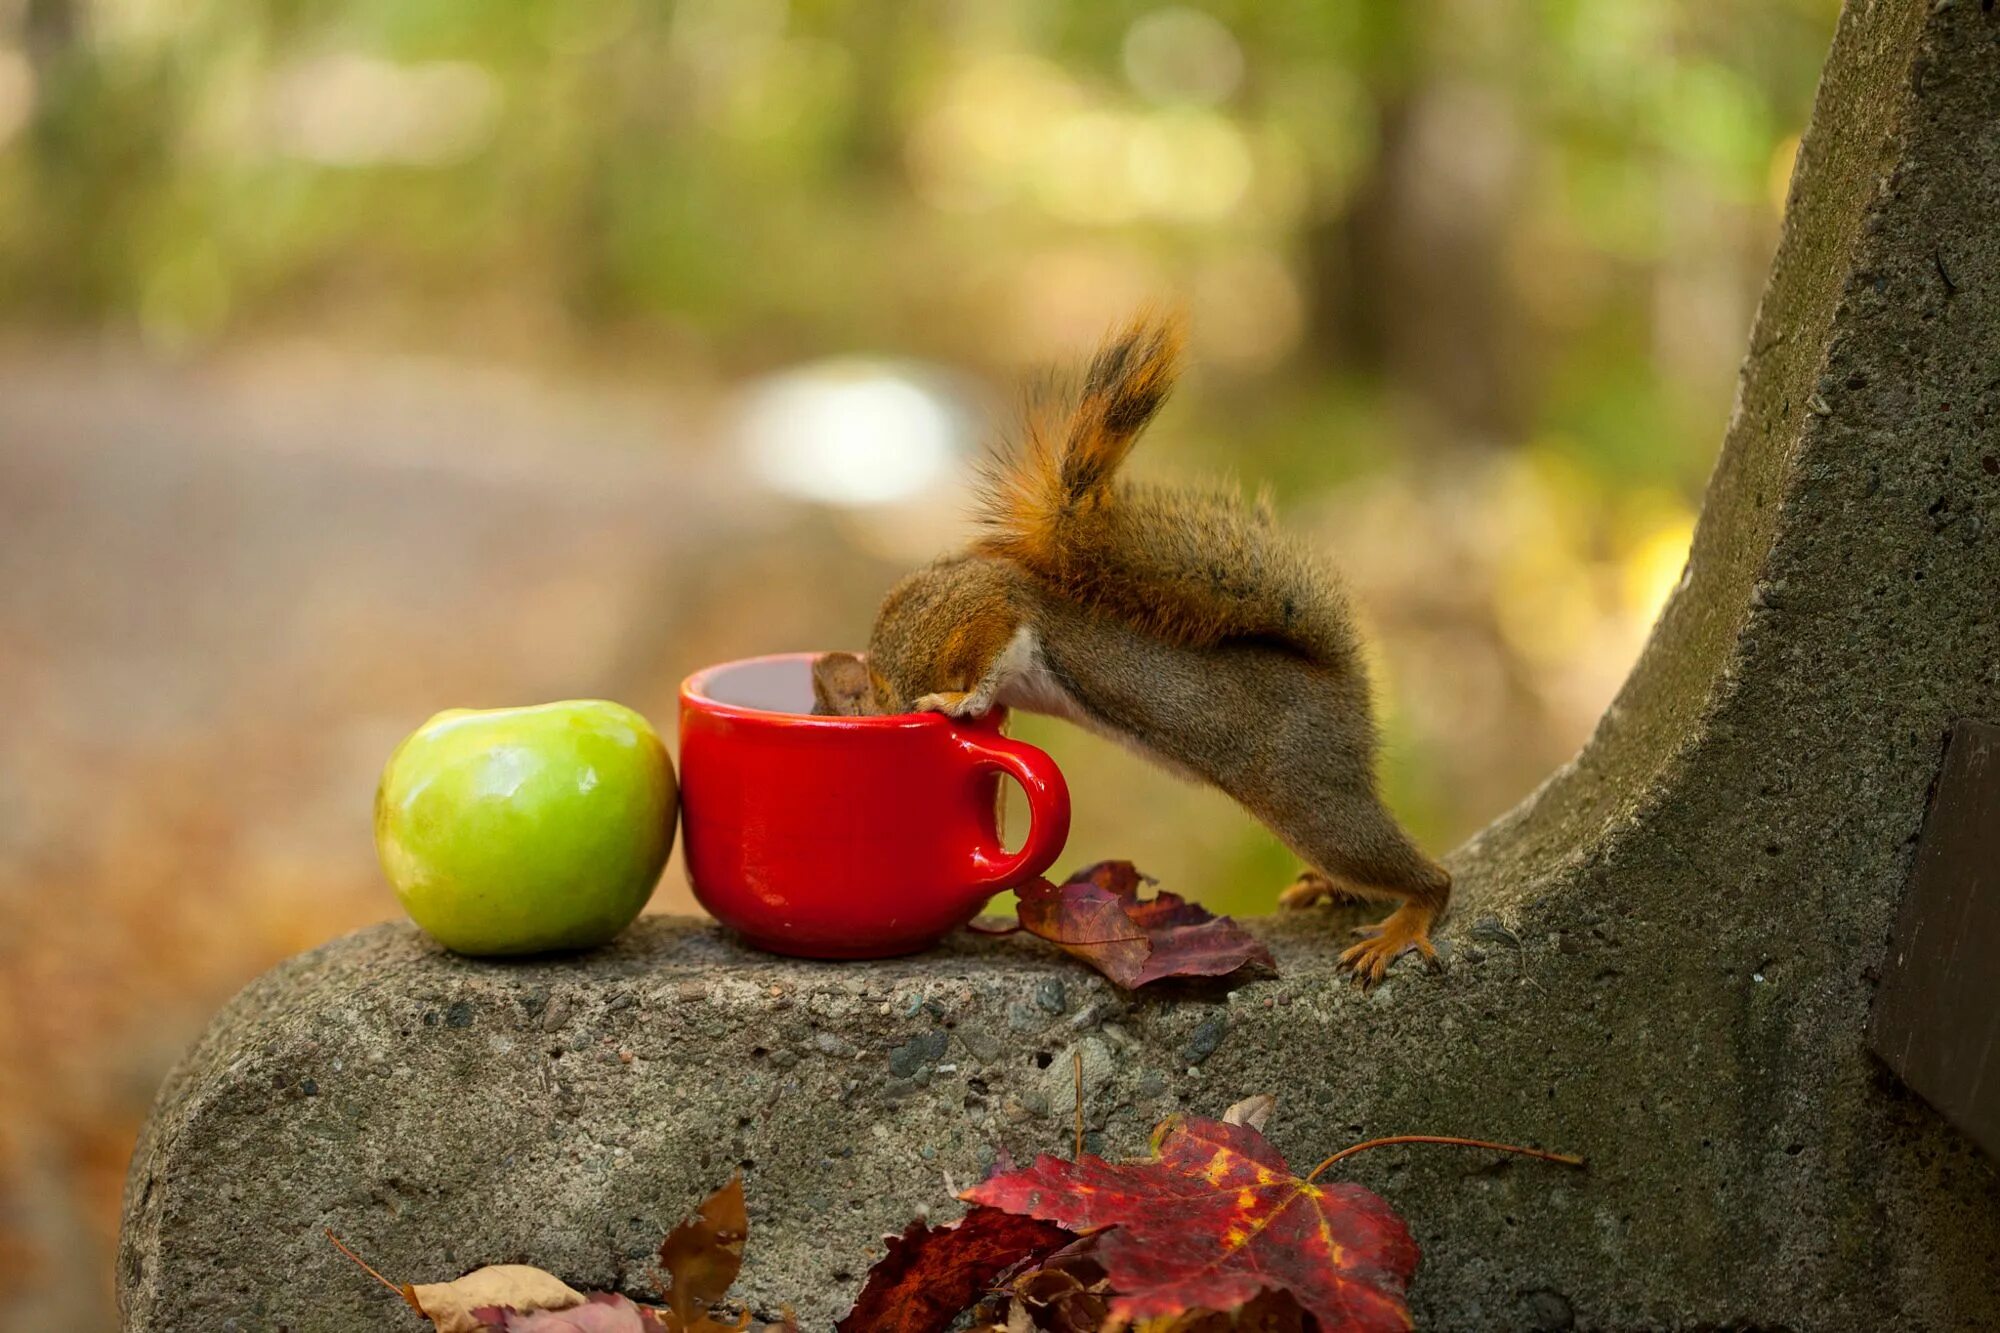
[811,556,1020,716]
[807,650,885,717]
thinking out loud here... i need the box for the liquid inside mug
[678,653,1071,958]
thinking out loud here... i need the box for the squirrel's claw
[1337,903,1440,987]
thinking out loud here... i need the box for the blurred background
[0,0,1838,1322]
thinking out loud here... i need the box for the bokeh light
[264,55,501,167]
[736,361,971,507]
[0,48,32,148]
[1122,7,1244,107]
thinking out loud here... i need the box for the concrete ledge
[116,908,1997,1330]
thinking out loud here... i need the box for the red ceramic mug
[678,652,1071,958]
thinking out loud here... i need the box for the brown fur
[833,312,1451,980]
[859,556,1022,713]
[972,312,1355,664]
[809,651,875,716]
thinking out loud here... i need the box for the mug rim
[680,651,962,730]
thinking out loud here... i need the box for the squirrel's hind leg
[1339,899,1443,986]
[1268,791,1450,983]
[1278,868,1368,910]
[1285,870,1448,986]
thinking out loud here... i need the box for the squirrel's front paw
[914,689,989,718]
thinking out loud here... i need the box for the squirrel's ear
[810,651,879,716]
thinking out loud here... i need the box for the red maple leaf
[961,1115,1418,1332]
[836,1205,1071,1333]
[1016,862,1275,988]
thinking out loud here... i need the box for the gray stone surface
[120,0,2000,1327]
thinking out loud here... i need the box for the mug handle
[957,730,1071,897]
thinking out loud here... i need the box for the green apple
[375,700,676,955]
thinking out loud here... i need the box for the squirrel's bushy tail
[974,310,1183,572]
[971,308,1357,663]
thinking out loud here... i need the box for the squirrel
[811,311,1451,983]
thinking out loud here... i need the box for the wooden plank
[1869,719,2000,1160]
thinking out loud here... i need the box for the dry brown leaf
[1010,1247,1110,1333]
[327,1232,588,1333]
[1015,862,1275,989]
[657,1175,749,1331]
[1220,1094,1275,1131]
[483,1293,672,1331]
[410,1265,587,1333]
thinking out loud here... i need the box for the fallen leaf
[1220,1095,1275,1132]
[1228,1289,1312,1332]
[325,1232,592,1333]
[409,1266,588,1333]
[658,1176,748,1330]
[1009,1247,1111,1333]
[1128,1288,1311,1332]
[480,1293,670,1332]
[325,1190,765,1333]
[1118,888,1278,987]
[962,1114,1418,1332]
[836,1206,1072,1333]
[1016,862,1275,989]
[1014,865,1149,983]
